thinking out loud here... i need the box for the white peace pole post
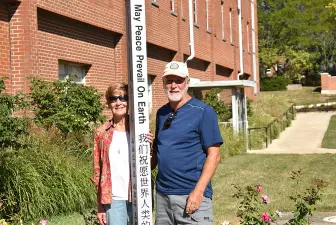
[126,0,153,224]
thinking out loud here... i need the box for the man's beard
[164,84,188,102]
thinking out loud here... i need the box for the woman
[91,83,152,225]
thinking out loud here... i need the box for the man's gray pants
[155,192,214,225]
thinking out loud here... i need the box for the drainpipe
[251,0,257,94]
[186,0,195,62]
[237,0,243,79]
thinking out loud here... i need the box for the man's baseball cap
[163,61,189,78]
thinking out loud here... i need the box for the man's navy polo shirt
[155,98,223,199]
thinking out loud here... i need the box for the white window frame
[193,0,197,24]
[229,8,233,43]
[221,1,225,40]
[206,0,209,30]
[58,61,86,84]
[170,0,174,12]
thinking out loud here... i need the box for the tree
[258,0,336,81]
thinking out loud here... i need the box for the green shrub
[82,209,100,225]
[219,126,246,157]
[0,129,95,223]
[203,88,232,122]
[260,76,292,91]
[29,77,105,134]
[0,77,29,149]
[248,129,265,150]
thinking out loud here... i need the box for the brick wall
[321,73,336,94]
[2,0,259,115]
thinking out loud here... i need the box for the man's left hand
[186,189,203,216]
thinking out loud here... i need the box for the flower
[261,212,271,222]
[257,185,262,193]
[40,220,48,225]
[275,210,282,218]
[221,221,230,225]
[262,194,270,204]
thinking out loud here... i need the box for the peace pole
[126,0,153,224]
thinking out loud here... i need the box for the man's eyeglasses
[110,95,128,103]
[163,111,177,130]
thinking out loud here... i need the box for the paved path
[248,112,336,154]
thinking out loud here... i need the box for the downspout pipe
[251,0,257,94]
[186,0,195,62]
[237,0,244,79]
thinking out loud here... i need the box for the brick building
[0,0,259,114]
[321,73,336,94]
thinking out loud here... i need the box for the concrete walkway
[248,112,336,154]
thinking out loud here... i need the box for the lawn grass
[212,154,336,225]
[258,87,336,106]
[46,154,336,225]
[26,212,85,225]
[46,213,84,225]
[322,115,336,148]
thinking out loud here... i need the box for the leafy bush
[29,77,105,134]
[82,209,100,225]
[287,169,329,225]
[219,126,246,157]
[203,88,232,122]
[260,76,292,91]
[0,129,96,223]
[233,184,280,225]
[296,104,336,112]
[0,77,29,149]
[230,169,328,225]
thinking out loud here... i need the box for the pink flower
[40,220,48,225]
[262,195,270,204]
[261,212,271,222]
[257,185,262,193]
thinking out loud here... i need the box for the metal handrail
[248,103,296,149]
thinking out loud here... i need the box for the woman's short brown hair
[105,83,128,106]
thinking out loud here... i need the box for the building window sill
[171,11,177,17]
[194,23,200,28]
[206,29,212,34]
[151,1,160,8]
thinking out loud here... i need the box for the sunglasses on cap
[163,111,177,130]
[109,95,128,103]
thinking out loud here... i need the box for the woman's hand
[97,212,106,225]
[146,131,154,145]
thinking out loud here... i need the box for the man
[152,61,223,224]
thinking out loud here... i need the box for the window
[206,0,209,30]
[193,0,197,24]
[59,61,87,84]
[229,8,233,43]
[151,0,160,8]
[170,0,174,12]
[221,1,225,40]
